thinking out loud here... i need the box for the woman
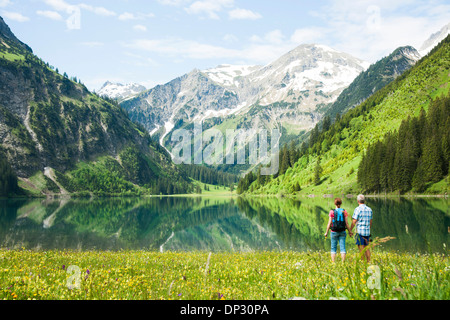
[324,198,353,262]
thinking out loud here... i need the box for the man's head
[357,194,365,204]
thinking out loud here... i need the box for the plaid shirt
[352,204,373,236]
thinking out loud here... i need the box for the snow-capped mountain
[121,68,243,147]
[243,44,370,108]
[98,81,147,101]
[419,22,450,57]
[203,64,261,88]
[398,46,422,65]
[121,43,370,150]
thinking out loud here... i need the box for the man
[350,194,373,262]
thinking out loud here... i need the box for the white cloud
[43,0,73,12]
[305,0,450,62]
[290,27,327,45]
[265,30,285,44]
[223,33,238,43]
[41,0,116,30]
[242,43,293,65]
[250,30,286,45]
[119,12,155,21]
[80,41,104,47]
[79,4,116,17]
[125,1,450,70]
[249,34,263,43]
[119,12,136,21]
[125,36,292,65]
[37,10,63,21]
[123,52,160,67]
[2,11,29,22]
[0,0,11,8]
[157,0,192,6]
[229,8,262,20]
[185,0,234,20]
[43,0,116,17]
[126,38,240,59]
[133,24,147,32]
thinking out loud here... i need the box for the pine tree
[408,117,422,160]
[379,134,395,193]
[322,115,331,132]
[357,150,368,190]
[300,142,308,156]
[392,120,407,191]
[279,145,290,175]
[368,142,384,192]
[289,140,299,167]
[0,152,19,197]
[441,127,450,174]
[412,159,426,192]
[335,112,341,123]
[396,138,416,192]
[309,125,319,148]
[421,133,444,183]
[385,134,398,192]
[314,157,323,185]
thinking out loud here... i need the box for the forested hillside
[358,95,449,193]
[239,35,450,196]
[323,46,420,121]
[0,148,20,197]
[0,17,192,197]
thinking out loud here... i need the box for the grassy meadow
[1,245,448,300]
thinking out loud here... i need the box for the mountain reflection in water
[0,196,448,254]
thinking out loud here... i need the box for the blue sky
[1,0,449,91]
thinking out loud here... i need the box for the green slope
[0,17,191,197]
[247,35,450,196]
[323,46,419,121]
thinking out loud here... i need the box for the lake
[0,196,448,254]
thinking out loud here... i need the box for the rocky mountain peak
[121,42,371,154]
[419,22,450,56]
[395,46,421,61]
[98,81,147,101]
[0,16,32,53]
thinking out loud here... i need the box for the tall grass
[0,247,447,300]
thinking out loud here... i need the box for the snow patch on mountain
[98,81,147,101]
[245,44,370,107]
[202,64,260,87]
[401,47,422,62]
[193,101,248,122]
[150,125,160,135]
[121,43,371,151]
[419,22,450,57]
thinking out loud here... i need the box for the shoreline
[1,192,448,200]
[238,193,449,199]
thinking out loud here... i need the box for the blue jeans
[356,234,370,246]
[330,231,347,254]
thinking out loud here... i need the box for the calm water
[0,196,448,254]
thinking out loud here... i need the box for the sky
[1,0,449,92]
